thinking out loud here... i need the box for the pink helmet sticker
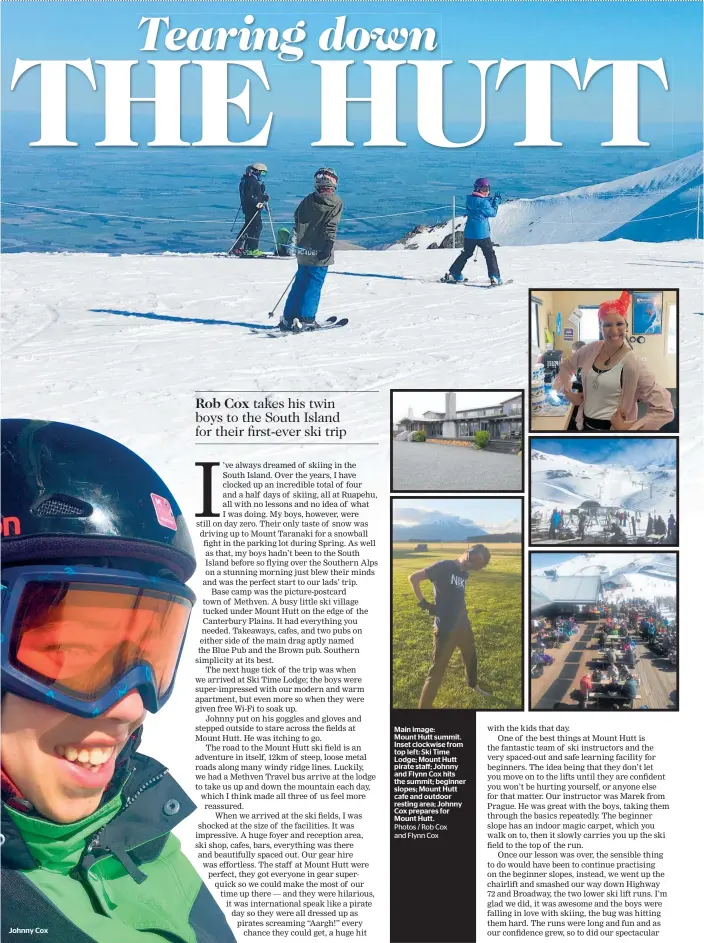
[151,493,177,531]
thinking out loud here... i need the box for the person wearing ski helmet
[444,177,504,286]
[232,162,269,256]
[279,168,343,332]
[1,419,235,942]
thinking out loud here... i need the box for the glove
[263,194,270,203]
[492,192,503,205]
[418,599,437,615]
[317,239,334,261]
[256,202,265,210]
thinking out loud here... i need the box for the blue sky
[393,392,520,422]
[393,497,522,533]
[3,1,702,127]
[531,436,676,468]
[531,552,582,570]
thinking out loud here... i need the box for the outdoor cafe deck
[531,618,676,710]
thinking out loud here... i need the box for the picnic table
[589,679,641,708]
[591,691,634,709]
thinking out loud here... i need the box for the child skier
[279,168,343,332]
[231,162,269,257]
[443,177,503,286]
[1,419,235,942]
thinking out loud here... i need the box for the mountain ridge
[393,151,703,248]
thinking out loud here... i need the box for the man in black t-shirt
[408,545,492,708]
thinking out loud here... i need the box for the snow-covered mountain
[531,450,676,519]
[533,552,677,602]
[393,151,703,248]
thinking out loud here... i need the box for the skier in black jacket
[279,168,343,331]
[231,163,269,256]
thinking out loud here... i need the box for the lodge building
[395,392,523,442]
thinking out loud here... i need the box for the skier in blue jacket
[443,178,503,286]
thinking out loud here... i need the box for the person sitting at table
[609,522,628,544]
[607,647,618,666]
[623,648,637,669]
[606,663,621,690]
[622,675,638,701]
[554,291,674,431]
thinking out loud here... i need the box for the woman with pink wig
[554,291,674,431]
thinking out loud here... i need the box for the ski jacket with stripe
[463,192,500,240]
[1,731,235,943]
[294,191,343,267]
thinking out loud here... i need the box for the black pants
[449,237,499,279]
[418,618,478,709]
[582,416,612,431]
[234,210,262,253]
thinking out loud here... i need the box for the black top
[239,173,267,215]
[424,559,469,633]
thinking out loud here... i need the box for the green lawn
[393,543,523,710]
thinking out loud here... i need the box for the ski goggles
[1,565,195,718]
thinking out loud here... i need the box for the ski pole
[267,272,297,319]
[266,204,278,253]
[229,207,241,233]
[226,208,262,255]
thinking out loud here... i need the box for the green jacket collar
[2,746,195,879]
[5,793,123,874]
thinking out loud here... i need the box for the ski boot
[244,248,267,259]
[278,316,295,332]
[296,319,320,332]
[441,272,466,283]
[490,276,503,287]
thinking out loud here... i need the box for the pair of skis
[253,316,348,338]
[285,315,348,333]
[439,275,514,288]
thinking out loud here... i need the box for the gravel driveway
[393,441,522,491]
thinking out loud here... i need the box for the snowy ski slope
[395,151,703,248]
[531,450,676,519]
[2,240,702,479]
[533,552,677,602]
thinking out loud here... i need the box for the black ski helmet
[314,168,339,191]
[1,419,196,581]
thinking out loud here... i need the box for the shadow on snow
[90,308,276,331]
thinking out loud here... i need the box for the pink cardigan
[553,341,674,431]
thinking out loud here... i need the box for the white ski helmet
[248,163,268,175]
